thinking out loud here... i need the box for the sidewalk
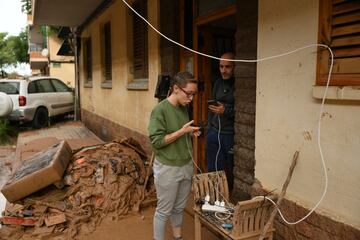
[12,121,103,172]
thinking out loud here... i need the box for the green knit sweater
[148,99,192,166]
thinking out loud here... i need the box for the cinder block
[1,140,72,203]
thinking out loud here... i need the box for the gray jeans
[153,159,193,240]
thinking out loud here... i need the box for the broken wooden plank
[44,213,66,226]
[259,151,299,240]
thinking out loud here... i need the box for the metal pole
[72,28,81,121]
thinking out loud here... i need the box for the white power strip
[202,203,227,213]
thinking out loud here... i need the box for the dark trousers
[206,127,234,191]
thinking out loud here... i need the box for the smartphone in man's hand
[207,100,220,106]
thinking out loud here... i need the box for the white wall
[256,0,360,228]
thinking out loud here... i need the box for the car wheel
[0,92,13,117]
[32,107,49,129]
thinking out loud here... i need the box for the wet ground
[0,121,219,239]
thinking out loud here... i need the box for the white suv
[0,77,74,128]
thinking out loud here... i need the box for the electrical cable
[121,0,334,225]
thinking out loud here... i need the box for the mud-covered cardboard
[1,140,72,203]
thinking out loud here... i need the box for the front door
[180,1,237,172]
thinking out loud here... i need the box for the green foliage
[7,29,29,63]
[0,32,16,68]
[0,119,16,145]
[21,0,32,14]
[0,29,29,77]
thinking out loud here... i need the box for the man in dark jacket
[206,52,235,191]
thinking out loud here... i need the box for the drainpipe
[72,28,81,121]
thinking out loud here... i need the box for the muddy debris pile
[0,139,155,240]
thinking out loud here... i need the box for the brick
[0,216,37,226]
[235,147,255,164]
[234,135,255,150]
[235,77,256,89]
[235,101,256,114]
[343,224,360,240]
[235,112,255,126]
[295,221,314,238]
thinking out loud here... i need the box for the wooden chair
[192,171,275,240]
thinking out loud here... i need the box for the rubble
[0,138,156,240]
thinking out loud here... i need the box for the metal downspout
[73,28,81,121]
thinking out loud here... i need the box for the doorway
[180,1,237,172]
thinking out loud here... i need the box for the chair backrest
[231,196,276,238]
[192,171,229,205]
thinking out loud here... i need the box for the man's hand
[209,102,225,115]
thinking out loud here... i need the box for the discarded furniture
[1,140,72,202]
[192,171,275,240]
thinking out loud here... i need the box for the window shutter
[133,0,148,79]
[104,22,112,81]
[318,0,360,85]
[85,37,92,82]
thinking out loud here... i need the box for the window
[132,0,148,80]
[83,37,93,85]
[36,79,55,93]
[52,62,61,68]
[317,0,360,86]
[28,82,37,94]
[101,22,112,86]
[0,82,19,94]
[51,79,71,92]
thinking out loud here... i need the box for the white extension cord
[121,0,334,225]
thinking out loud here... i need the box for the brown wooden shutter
[85,37,92,82]
[318,0,360,85]
[133,0,148,79]
[104,22,112,81]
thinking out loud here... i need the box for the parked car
[0,77,74,128]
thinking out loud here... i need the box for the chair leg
[194,214,201,240]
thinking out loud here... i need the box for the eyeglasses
[176,85,196,98]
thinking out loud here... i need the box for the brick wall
[81,109,152,155]
[253,186,360,240]
[232,0,258,201]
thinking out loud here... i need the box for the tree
[8,29,29,63]
[21,0,32,14]
[0,29,29,77]
[0,33,16,77]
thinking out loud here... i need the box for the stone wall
[253,187,360,240]
[232,0,258,201]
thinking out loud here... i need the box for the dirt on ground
[0,139,160,240]
[0,125,218,240]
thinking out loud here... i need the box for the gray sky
[0,0,27,36]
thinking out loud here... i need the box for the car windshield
[0,82,20,94]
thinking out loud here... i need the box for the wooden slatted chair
[192,171,275,240]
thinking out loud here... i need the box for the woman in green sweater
[148,71,200,240]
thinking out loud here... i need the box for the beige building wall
[79,0,159,136]
[48,36,75,87]
[256,0,360,228]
